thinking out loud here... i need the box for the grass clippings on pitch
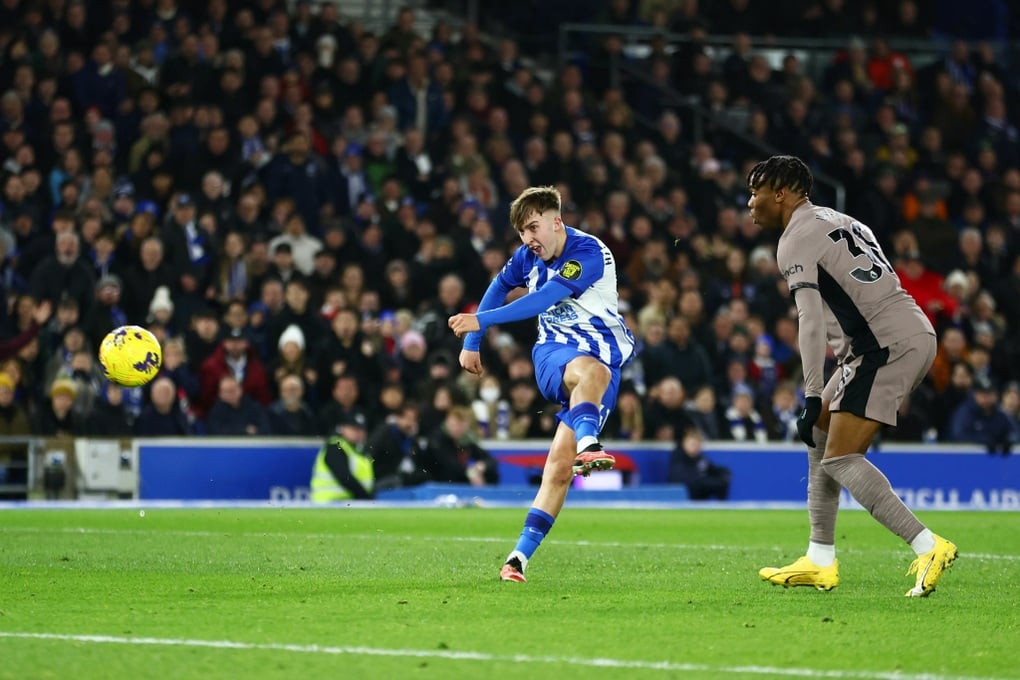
[1,507,1017,680]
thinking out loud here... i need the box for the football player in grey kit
[747,155,957,597]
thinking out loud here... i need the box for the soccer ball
[99,325,162,387]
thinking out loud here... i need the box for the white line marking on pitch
[3,526,1020,563]
[0,632,1013,680]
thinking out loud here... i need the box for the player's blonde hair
[509,186,561,233]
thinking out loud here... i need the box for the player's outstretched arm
[474,280,570,329]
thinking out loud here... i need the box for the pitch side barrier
[2,437,1015,508]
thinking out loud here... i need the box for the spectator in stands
[147,286,176,336]
[748,333,784,399]
[907,191,958,274]
[421,405,499,486]
[29,231,94,313]
[135,377,191,436]
[318,373,363,437]
[268,324,312,400]
[82,275,127,351]
[933,361,976,440]
[1001,381,1020,426]
[305,248,338,312]
[388,49,448,143]
[645,377,695,442]
[313,306,382,402]
[212,231,253,308]
[33,377,84,436]
[948,375,1019,453]
[640,316,713,394]
[268,278,326,362]
[267,242,303,288]
[206,374,272,436]
[504,378,546,440]
[155,336,199,409]
[268,373,318,436]
[197,327,272,418]
[268,214,322,277]
[897,249,956,329]
[930,326,969,393]
[725,384,768,443]
[87,382,133,437]
[122,237,176,326]
[419,272,471,360]
[43,326,89,390]
[162,194,215,302]
[764,380,800,442]
[180,307,219,374]
[264,129,331,234]
[366,401,429,490]
[471,374,510,440]
[684,384,726,441]
[602,382,645,442]
[0,298,52,363]
[60,350,104,420]
[0,372,30,436]
[668,428,731,501]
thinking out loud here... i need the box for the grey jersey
[778,202,934,363]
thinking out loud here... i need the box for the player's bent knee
[577,360,611,388]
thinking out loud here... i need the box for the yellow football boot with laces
[905,534,957,597]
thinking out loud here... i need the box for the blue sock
[568,402,601,441]
[512,508,555,561]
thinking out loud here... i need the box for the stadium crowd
[0,0,1018,454]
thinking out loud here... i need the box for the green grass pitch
[1,506,1018,679]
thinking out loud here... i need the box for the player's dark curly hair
[746,155,813,197]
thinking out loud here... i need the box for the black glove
[796,396,822,448]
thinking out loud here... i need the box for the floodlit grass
[0,507,1018,679]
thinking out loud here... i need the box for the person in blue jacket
[949,375,1019,454]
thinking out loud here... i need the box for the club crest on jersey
[559,260,582,280]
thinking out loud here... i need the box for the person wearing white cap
[147,285,175,328]
[270,323,312,393]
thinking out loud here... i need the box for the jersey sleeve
[794,287,828,398]
[776,230,819,296]
[553,241,605,296]
[495,246,529,290]
[463,247,529,352]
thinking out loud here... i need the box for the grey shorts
[823,332,936,426]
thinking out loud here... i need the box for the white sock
[507,550,528,570]
[909,528,936,555]
[807,541,836,567]
[576,435,599,454]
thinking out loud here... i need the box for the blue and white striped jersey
[498,226,635,368]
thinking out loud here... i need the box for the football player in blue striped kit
[449,185,635,582]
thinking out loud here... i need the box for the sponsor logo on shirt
[541,304,580,324]
[781,263,804,279]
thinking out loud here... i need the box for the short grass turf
[0,507,1017,680]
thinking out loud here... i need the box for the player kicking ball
[747,156,957,597]
[449,186,634,583]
